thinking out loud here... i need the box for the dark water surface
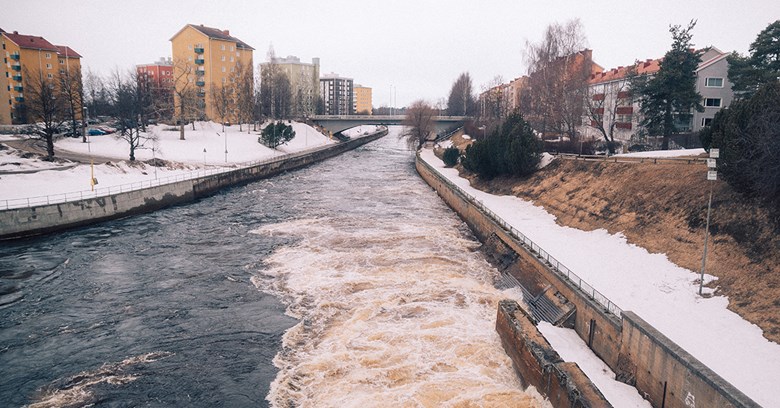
[1,132,540,407]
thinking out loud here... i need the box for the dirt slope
[462,157,780,344]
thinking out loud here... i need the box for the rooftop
[174,24,254,51]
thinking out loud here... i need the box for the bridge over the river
[311,115,469,135]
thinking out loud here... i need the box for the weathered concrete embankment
[0,130,386,240]
[415,155,760,408]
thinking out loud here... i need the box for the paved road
[2,137,120,164]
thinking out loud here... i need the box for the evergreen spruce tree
[634,21,703,150]
[727,20,780,99]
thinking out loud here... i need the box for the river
[0,127,546,407]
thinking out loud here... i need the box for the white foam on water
[251,216,550,407]
[25,351,173,408]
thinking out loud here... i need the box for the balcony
[13,86,22,92]
[194,47,204,54]
[616,106,633,115]
[197,91,206,98]
[15,96,24,103]
[10,53,20,61]
[615,122,632,130]
[195,70,205,76]
[196,80,205,87]
[11,64,21,71]
[195,58,205,65]
[12,75,22,82]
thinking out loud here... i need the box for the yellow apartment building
[1,29,82,125]
[353,85,372,115]
[170,24,254,121]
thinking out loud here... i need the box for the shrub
[442,147,460,167]
[462,113,542,178]
[259,121,296,149]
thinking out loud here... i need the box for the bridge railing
[416,152,623,319]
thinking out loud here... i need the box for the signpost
[700,149,718,295]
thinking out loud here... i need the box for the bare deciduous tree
[447,72,476,116]
[231,60,254,132]
[211,81,234,131]
[585,66,636,154]
[523,19,591,141]
[402,100,436,150]
[172,58,199,140]
[23,68,68,159]
[108,69,157,161]
[59,65,85,141]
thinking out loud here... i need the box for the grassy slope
[454,150,780,344]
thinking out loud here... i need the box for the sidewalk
[419,148,780,408]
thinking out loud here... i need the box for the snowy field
[420,148,779,408]
[614,148,706,158]
[0,122,345,204]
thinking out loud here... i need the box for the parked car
[88,128,106,136]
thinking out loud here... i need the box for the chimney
[13,30,18,34]
[223,30,229,35]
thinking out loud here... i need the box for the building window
[701,117,713,127]
[705,77,724,88]
[236,52,240,57]
[59,59,64,64]
[704,98,722,108]
[45,52,51,59]
[188,56,193,61]
[47,73,53,78]
[221,56,225,61]
[230,46,234,51]
[221,45,225,51]
[230,56,234,62]
[46,63,52,69]
[188,45,192,50]
[221,67,226,72]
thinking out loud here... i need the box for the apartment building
[353,84,372,115]
[1,29,81,124]
[584,47,734,145]
[260,55,320,117]
[137,57,174,91]
[170,24,254,121]
[320,73,353,115]
[137,57,174,119]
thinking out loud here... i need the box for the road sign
[707,170,718,181]
[710,148,720,159]
[707,158,717,168]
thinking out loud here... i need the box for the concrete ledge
[618,311,760,408]
[497,300,612,408]
[0,130,386,240]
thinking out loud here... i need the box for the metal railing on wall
[417,153,623,319]
[0,135,354,211]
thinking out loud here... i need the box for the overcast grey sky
[3,1,778,108]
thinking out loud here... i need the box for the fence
[1,138,340,210]
[417,153,623,319]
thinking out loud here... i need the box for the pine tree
[727,20,780,98]
[634,21,703,150]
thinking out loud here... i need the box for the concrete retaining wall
[496,300,611,408]
[618,312,759,408]
[415,155,760,408]
[0,131,386,240]
[414,157,623,367]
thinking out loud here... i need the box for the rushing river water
[0,128,546,407]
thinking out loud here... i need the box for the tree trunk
[45,134,55,159]
[179,122,185,140]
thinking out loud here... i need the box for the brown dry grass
[459,155,780,344]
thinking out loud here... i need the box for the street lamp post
[203,147,207,167]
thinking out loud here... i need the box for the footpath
[417,148,775,408]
